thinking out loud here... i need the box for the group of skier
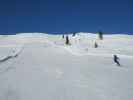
[62,32,121,66]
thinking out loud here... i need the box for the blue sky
[0,0,133,35]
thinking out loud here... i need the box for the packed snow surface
[0,32,133,100]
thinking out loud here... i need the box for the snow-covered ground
[0,32,133,100]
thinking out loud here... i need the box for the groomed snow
[0,32,133,100]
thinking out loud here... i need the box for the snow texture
[0,32,133,100]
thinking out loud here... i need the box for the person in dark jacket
[72,32,76,37]
[94,42,98,48]
[62,34,64,39]
[113,55,120,66]
[65,35,70,45]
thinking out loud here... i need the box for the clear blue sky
[0,0,133,35]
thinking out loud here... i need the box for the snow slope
[0,32,133,100]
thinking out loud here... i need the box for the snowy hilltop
[0,32,133,100]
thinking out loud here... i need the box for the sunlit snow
[0,33,133,100]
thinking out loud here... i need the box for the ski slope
[0,33,133,100]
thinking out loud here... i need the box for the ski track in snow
[0,44,25,74]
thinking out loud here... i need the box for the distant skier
[98,31,103,40]
[113,55,120,66]
[65,35,70,45]
[72,32,76,37]
[62,34,64,39]
[94,42,98,48]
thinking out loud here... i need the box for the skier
[62,34,64,39]
[98,31,103,40]
[72,32,76,37]
[113,55,120,66]
[94,42,98,48]
[65,35,70,45]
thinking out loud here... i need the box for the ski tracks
[0,44,25,74]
